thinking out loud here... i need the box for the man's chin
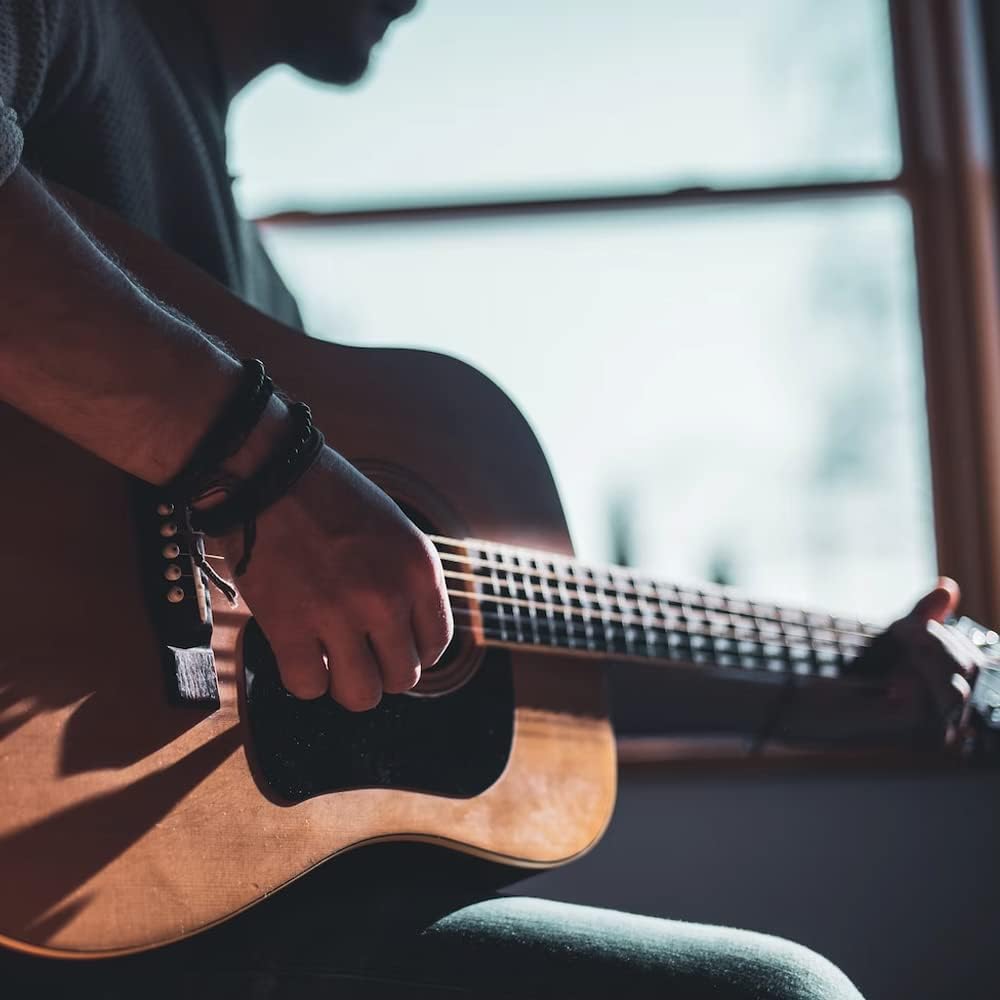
[293,45,372,86]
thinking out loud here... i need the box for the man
[0,1,975,996]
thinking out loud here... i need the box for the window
[229,0,940,624]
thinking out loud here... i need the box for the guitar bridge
[133,482,221,707]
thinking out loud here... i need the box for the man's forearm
[0,166,286,485]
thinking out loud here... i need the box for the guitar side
[0,195,617,958]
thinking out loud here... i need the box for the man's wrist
[224,394,293,479]
[191,394,292,510]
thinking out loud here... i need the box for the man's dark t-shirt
[0,0,302,328]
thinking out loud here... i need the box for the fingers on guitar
[926,619,985,678]
[269,634,329,700]
[412,589,454,668]
[920,620,982,728]
[369,623,422,694]
[324,631,384,712]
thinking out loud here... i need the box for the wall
[515,766,1000,1000]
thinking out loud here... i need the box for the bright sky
[228,0,934,622]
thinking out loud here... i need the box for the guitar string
[197,539,862,636]
[434,546,752,607]
[431,532,737,600]
[187,551,872,649]
[430,532,829,608]
[199,532,875,636]
[190,570,860,663]
[441,579,873,647]
[430,541,879,637]
[199,530,876,632]
[188,545,791,635]
[440,568,874,645]
[193,528,875,651]
[437,553,736,611]
[188,558,859,662]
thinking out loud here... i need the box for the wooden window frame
[891,0,1000,625]
[257,0,1000,626]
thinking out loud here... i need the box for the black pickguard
[242,619,515,803]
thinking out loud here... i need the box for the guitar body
[0,198,616,958]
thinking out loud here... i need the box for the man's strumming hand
[215,442,453,711]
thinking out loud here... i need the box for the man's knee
[734,932,864,1000]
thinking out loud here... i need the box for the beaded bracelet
[191,401,326,576]
[164,358,274,502]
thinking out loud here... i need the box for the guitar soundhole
[410,631,484,696]
[241,618,515,803]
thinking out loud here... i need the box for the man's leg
[366,895,864,1000]
[0,848,864,1000]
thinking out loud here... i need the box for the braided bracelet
[191,401,326,576]
[164,358,274,502]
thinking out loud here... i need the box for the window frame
[891,0,1000,626]
[255,0,1000,626]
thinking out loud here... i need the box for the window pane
[260,197,935,623]
[229,0,901,216]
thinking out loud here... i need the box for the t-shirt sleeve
[0,0,58,186]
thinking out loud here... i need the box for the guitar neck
[432,535,883,683]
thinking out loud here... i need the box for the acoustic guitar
[2,193,999,960]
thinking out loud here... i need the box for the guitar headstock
[948,617,1000,753]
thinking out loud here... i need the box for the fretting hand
[854,577,985,746]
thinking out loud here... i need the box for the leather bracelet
[164,358,274,502]
[191,401,326,576]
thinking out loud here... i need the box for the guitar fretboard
[432,536,882,681]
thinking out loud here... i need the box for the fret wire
[615,570,636,656]
[501,552,520,643]
[503,548,523,642]
[517,554,540,645]
[528,558,542,644]
[519,557,533,643]
[522,556,534,641]
[588,567,604,649]
[583,566,596,649]
[573,563,597,651]
[612,570,628,651]
[643,576,665,657]
[568,563,586,650]
[487,548,508,643]
[555,559,576,648]
[634,574,650,654]
[590,567,609,652]
[538,556,557,646]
